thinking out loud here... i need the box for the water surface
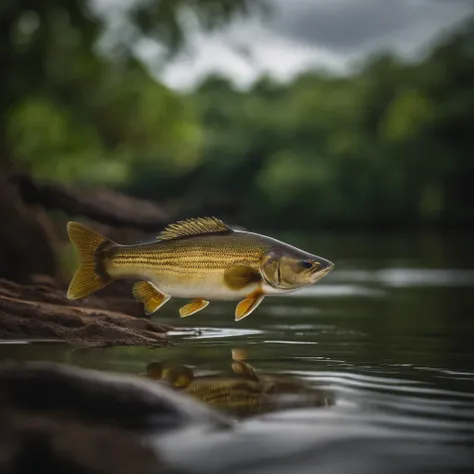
[1,232,474,472]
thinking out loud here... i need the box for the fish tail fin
[66,221,115,300]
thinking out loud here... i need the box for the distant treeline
[7,18,473,230]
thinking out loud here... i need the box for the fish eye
[301,260,313,269]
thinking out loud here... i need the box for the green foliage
[381,89,434,142]
[1,1,473,229]
[0,0,264,154]
[159,20,472,230]
[1,0,258,183]
[6,69,202,186]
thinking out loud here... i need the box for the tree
[0,0,265,282]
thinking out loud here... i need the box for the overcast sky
[133,0,473,90]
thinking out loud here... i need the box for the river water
[1,232,474,473]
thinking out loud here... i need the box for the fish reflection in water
[142,349,334,417]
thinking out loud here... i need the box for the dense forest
[3,2,474,232]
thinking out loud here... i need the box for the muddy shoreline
[0,276,172,346]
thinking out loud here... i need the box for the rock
[2,275,149,318]
[0,361,230,474]
[0,277,172,346]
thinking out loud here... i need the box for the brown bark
[0,172,60,283]
[13,173,169,231]
[0,170,170,284]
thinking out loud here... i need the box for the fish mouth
[310,261,334,283]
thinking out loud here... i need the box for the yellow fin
[235,290,265,321]
[232,361,259,381]
[162,366,194,389]
[66,221,114,300]
[224,264,261,290]
[231,348,248,361]
[179,299,209,318]
[158,216,232,241]
[132,281,170,315]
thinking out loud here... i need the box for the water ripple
[168,327,263,340]
[330,268,474,287]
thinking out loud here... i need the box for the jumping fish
[66,217,334,320]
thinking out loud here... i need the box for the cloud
[149,0,473,90]
[268,0,471,54]
[156,21,350,90]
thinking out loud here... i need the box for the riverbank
[0,276,172,346]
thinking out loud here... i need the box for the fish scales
[108,233,269,275]
[187,382,261,406]
[104,233,272,300]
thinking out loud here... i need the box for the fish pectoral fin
[179,299,209,318]
[224,264,261,290]
[235,290,265,321]
[132,281,170,315]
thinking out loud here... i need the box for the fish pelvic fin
[235,289,265,321]
[132,281,170,315]
[179,299,209,318]
[66,221,115,300]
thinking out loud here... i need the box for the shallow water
[1,232,474,472]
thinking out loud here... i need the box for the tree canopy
[2,2,473,230]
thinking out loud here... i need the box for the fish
[66,216,334,321]
[143,352,334,417]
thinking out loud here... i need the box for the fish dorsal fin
[158,217,232,241]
